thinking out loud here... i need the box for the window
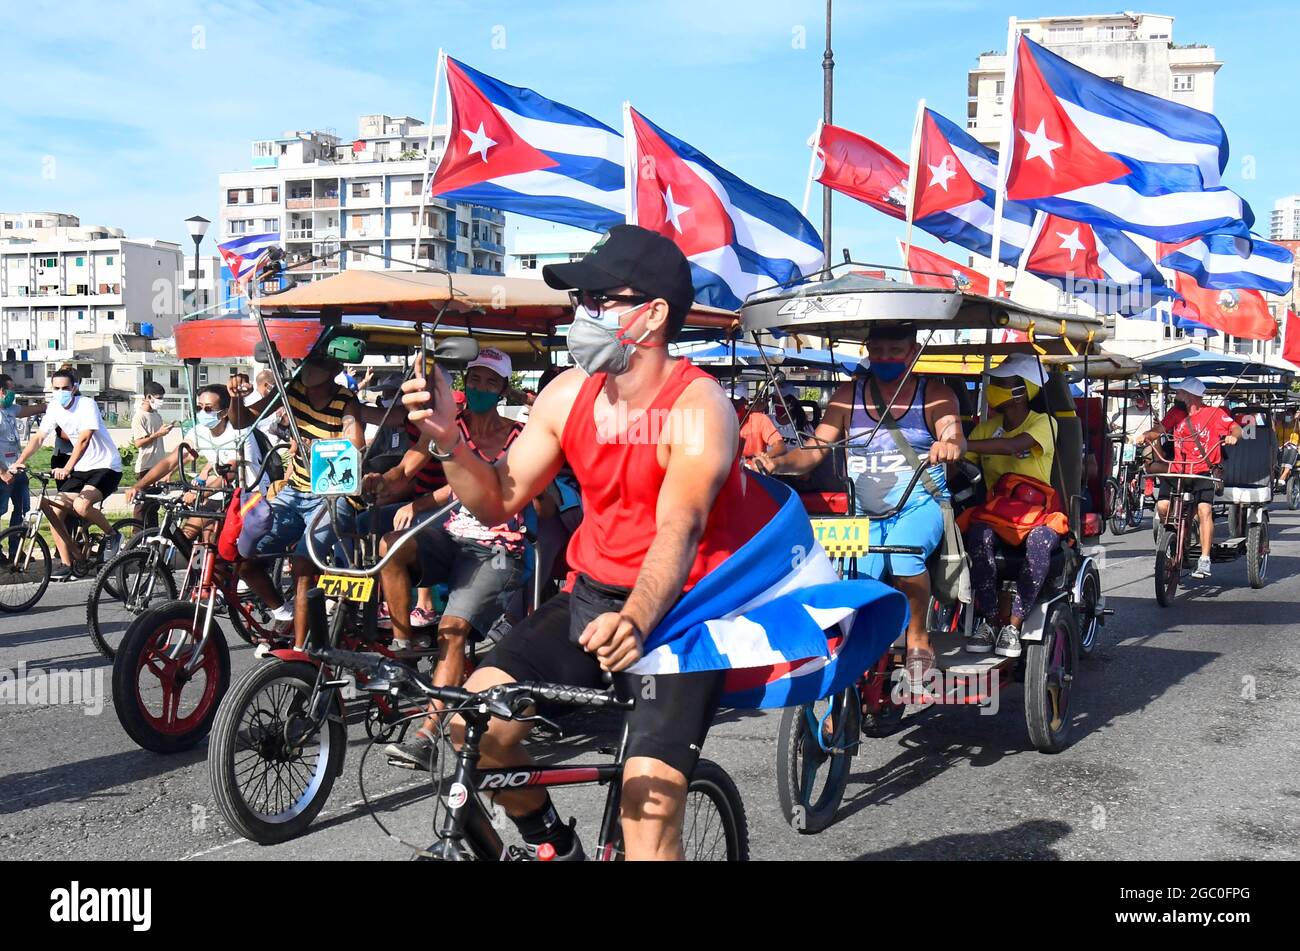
[23,364,33,379]
[143,369,153,386]
[458,221,468,237]
[2,221,10,229]
[351,183,370,198]
[519,254,537,270]
[105,311,114,321]
[74,256,84,267]
[170,370,180,389]
[227,189,241,205]
[1048,25,1084,42]
[1173,74,1195,92]
[199,366,209,384]
[262,186,279,203]
[39,257,56,268]
[263,219,279,233]
[352,215,365,229]
[77,310,85,320]
[994,80,1005,96]
[105,256,114,265]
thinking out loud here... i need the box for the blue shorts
[858,497,944,581]
[254,483,356,564]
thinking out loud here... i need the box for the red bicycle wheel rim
[133,616,222,736]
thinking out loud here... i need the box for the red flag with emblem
[912,110,986,221]
[904,243,1006,297]
[1172,273,1277,340]
[814,124,909,220]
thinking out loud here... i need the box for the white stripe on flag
[1094,237,1142,285]
[482,168,625,212]
[1180,245,1293,284]
[943,196,1034,249]
[496,102,624,164]
[951,143,998,188]
[1054,181,1245,229]
[1060,99,1222,187]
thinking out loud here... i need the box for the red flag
[815,124,909,220]
[1025,213,1107,281]
[905,244,1006,297]
[1006,35,1131,201]
[912,110,986,220]
[1173,273,1277,340]
[1283,309,1300,369]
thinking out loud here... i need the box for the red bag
[216,489,244,563]
[957,472,1070,546]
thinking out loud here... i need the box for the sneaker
[386,730,438,771]
[376,602,393,630]
[994,624,1022,658]
[967,618,996,654]
[269,602,294,634]
[524,826,587,862]
[236,579,250,595]
[391,633,433,653]
[409,606,438,628]
[51,564,74,582]
[1191,556,1211,579]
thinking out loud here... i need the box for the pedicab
[739,268,1113,832]
[201,265,744,844]
[1138,347,1292,604]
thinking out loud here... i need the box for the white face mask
[566,302,653,377]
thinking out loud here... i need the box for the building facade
[506,231,599,278]
[218,114,505,302]
[967,13,1220,148]
[1269,195,1300,242]
[0,212,125,242]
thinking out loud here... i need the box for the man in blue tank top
[756,324,964,697]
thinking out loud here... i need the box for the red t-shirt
[739,411,780,459]
[1171,405,1235,475]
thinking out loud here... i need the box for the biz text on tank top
[591,402,705,454]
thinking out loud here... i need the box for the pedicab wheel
[209,658,345,845]
[1103,478,1124,536]
[1287,477,1299,511]
[1246,513,1268,589]
[87,548,179,660]
[1076,562,1103,656]
[0,527,51,613]
[1153,528,1180,608]
[1024,603,1079,753]
[112,600,231,753]
[774,686,860,835]
[682,759,749,861]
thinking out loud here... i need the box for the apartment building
[218,114,505,300]
[1269,196,1300,242]
[506,231,599,278]
[0,212,125,242]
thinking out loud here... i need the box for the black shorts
[1158,476,1215,506]
[59,468,122,498]
[481,574,724,779]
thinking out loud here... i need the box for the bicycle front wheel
[87,548,179,660]
[0,526,51,613]
[681,759,749,861]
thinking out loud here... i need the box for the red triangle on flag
[1283,308,1300,369]
[913,110,986,220]
[628,108,733,257]
[1173,273,1277,341]
[1006,37,1131,201]
[1026,213,1107,281]
[429,59,558,196]
[905,244,1005,298]
[815,124,909,221]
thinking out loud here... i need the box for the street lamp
[184,215,210,301]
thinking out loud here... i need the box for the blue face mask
[464,388,501,414]
[195,410,221,429]
[871,360,907,382]
[55,390,74,408]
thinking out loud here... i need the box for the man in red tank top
[401,225,774,860]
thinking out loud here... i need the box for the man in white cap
[1144,378,1241,579]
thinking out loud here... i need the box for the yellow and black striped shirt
[285,378,355,491]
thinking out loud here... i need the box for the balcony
[286,197,314,210]
[471,238,505,254]
[471,207,505,223]
[470,267,501,277]
[286,228,314,241]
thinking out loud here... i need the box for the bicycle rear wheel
[681,759,749,861]
[0,527,51,613]
[774,687,859,834]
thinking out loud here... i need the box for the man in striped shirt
[230,344,395,648]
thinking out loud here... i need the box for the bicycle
[1104,440,1149,536]
[210,592,748,859]
[0,470,142,613]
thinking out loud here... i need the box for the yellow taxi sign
[810,518,873,557]
[319,574,375,603]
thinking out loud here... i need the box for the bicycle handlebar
[302,494,460,577]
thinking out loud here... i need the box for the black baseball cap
[543,224,695,321]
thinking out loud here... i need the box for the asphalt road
[2,505,1298,861]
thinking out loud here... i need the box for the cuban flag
[1004,36,1252,242]
[429,55,624,232]
[632,476,907,709]
[626,107,824,311]
[913,109,1036,268]
[1159,233,1295,297]
[217,233,280,283]
[1021,213,1175,316]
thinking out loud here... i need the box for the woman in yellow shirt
[963,355,1059,659]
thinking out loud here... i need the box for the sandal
[903,647,937,704]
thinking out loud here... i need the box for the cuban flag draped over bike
[630,475,907,709]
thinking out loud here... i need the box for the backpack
[957,472,1070,547]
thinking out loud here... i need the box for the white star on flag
[1056,227,1086,262]
[462,122,497,163]
[928,157,957,191]
[663,185,690,233]
[1019,119,1063,169]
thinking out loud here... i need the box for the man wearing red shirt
[734,397,786,461]
[1145,378,1241,579]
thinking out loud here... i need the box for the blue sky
[1,0,1295,267]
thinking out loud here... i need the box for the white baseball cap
[986,352,1047,386]
[466,346,512,382]
[1175,377,1206,398]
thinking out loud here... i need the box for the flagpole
[1013,211,1044,303]
[986,16,1018,298]
[822,0,834,270]
[415,49,446,269]
[622,102,636,225]
[802,120,823,221]
[902,99,925,268]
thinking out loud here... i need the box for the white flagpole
[897,237,914,285]
[415,49,447,268]
[802,119,824,221]
[1013,210,1044,303]
[987,17,1018,298]
[902,99,926,272]
[623,101,636,225]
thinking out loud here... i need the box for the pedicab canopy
[1138,345,1294,383]
[174,269,738,361]
[740,270,1110,348]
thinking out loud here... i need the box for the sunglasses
[569,290,650,313]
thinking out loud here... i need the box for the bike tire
[111,600,231,753]
[87,548,179,660]
[1024,602,1079,753]
[1102,477,1121,534]
[208,659,344,845]
[1154,526,1180,608]
[774,686,859,835]
[1246,514,1268,589]
[1076,561,1103,656]
[0,526,51,613]
[682,759,750,861]
[1287,477,1299,511]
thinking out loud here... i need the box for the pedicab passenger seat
[1220,422,1275,505]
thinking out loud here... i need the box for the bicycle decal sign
[310,439,359,496]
